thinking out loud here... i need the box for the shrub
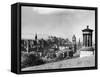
[21,52,45,68]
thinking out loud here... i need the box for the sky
[21,6,95,42]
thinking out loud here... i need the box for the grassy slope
[22,56,95,71]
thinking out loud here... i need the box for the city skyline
[21,6,95,42]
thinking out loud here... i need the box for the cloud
[32,7,93,15]
[32,7,67,14]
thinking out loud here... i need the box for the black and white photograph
[20,4,97,72]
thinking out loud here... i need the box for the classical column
[86,34,87,47]
[89,34,92,47]
[91,34,92,46]
[87,35,88,47]
[85,34,87,47]
[83,34,85,46]
[83,34,86,46]
[89,34,90,47]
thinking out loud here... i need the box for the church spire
[78,38,81,50]
[35,33,37,40]
[72,35,77,53]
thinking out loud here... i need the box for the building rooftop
[72,35,76,40]
[82,25,93,32]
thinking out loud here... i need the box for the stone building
[80,26,94,57]
[72,35,77,53]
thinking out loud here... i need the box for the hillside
[22,56,95,71]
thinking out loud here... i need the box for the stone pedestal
[80,47,94,57]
